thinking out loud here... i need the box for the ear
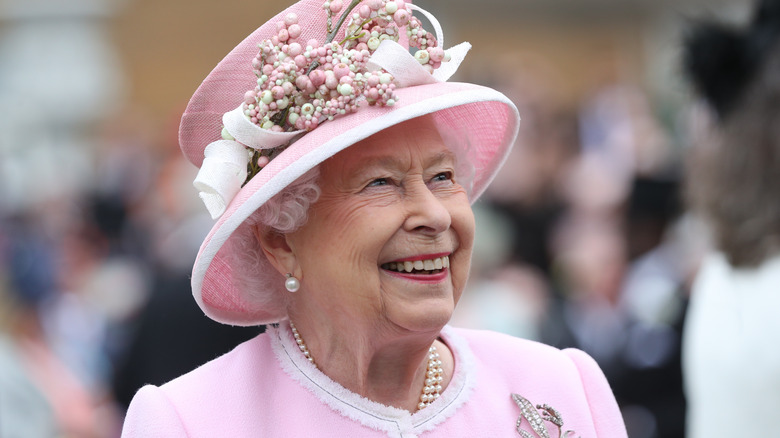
[252,225,299,277]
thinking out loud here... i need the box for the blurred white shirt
[683,252,780,437]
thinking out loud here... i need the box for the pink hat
[180,0,520,326]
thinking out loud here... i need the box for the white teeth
[384,256,450,273]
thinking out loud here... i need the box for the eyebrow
[366,150,457,171]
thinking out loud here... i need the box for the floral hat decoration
[180,0,521,326]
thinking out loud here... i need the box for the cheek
[449,193,476,248]
[450,200,476,288]
[295,196,402,266]
[458,206,476,248]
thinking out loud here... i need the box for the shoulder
[160,332,271,395]
[689,251,780,321]
[694,251,780,291]
[121,385,188,437]
[450,326,574,362]
[446,327,627,436]
[449,326,607,383]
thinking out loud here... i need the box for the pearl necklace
[290,321,316,367]
[418,345,444,410]
[289,321,444,411]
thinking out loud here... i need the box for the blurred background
[0,0,751,436]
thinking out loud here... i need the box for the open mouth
[380,255,450,275]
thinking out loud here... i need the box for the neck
[287,318,453,412]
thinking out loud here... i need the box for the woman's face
[286,116,475,333]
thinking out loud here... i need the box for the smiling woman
[281,116,474,338]
[121,0,627,436]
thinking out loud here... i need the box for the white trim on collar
[270,321,476,437]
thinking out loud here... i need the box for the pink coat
[122,323,626,437]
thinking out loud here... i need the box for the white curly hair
[224,166,321,315]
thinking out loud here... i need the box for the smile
[380,255,450,275]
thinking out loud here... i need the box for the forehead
[329,116,454,168]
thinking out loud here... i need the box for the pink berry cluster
[240,0,442,134]
[406,15,448,73]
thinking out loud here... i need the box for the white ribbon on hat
[222,106,304,150]
[194,109,306,219]
[193,3,470,220]
[193,140,250,219]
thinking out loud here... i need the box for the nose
[402,183,451,235]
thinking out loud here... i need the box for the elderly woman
[122,0,626,436]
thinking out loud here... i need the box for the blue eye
[368,178,388,187]
[432,172,453,182]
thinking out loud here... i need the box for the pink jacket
[122,323,626,437]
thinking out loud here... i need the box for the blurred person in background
[450,58,579,343]
[682,0,780,436]
[478,55,580,278]
[0,218,116,437]
[536,81,689,437]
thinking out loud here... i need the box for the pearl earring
[285,273,300,293]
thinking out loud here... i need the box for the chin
[390,300,456,333]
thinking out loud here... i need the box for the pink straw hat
[180,0,520,326]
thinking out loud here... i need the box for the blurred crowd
[0,1,749,438]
